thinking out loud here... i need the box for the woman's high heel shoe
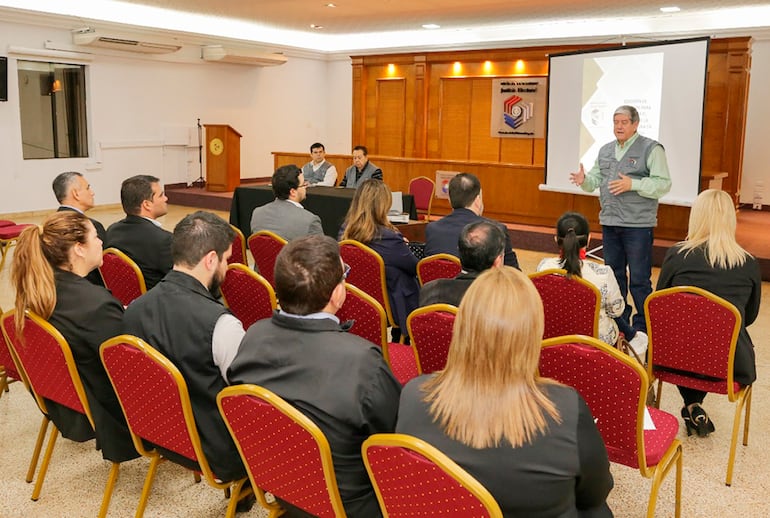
[681,407,697,436]
[688,403,715,437]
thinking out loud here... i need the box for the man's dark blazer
[57,206,107,286]
[418,270,481,307]
[105,214,173,290]
[424,207,519,268]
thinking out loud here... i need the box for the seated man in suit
[53,171,107,285]
[229,235,401,518]
[105,175,172,290]
[302,142,338,186]
[419,220,505,307]
[250,164,323,240]
[339,145,382,189]
[424,172,519,268]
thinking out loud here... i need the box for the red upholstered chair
[645,286,751,486]
[0,305,22,398]
[0,222,35,270]
[337,284,419,386]
[247,230,287,288]
[99,248,147,306]
[416,253,462,286]
[408,176,436,221]
[1,310,119,516]
[218,385,346,518]
[539,335,682,518]
[228,224,248,266]
[363,433,503,518]
[99,335,251,518]
[529,269,601,339]
[221,264,277,330]
[406,304,458,375]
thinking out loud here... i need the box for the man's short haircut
[353,145,368,156]
[271,165,302,200]
[458,220,506,272]
[52,171,83,203]
[274,235,344,315]
[172,210,235,268]
[614,105,640,124]
[121,174,160,215]
[310,142,325,152]
[448,173,481,209]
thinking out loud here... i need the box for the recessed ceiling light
[422,24,441,30]
[325,3,336,7]
[310,24,324,29]
[660,6,681,13]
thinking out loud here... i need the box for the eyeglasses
[297,182,309,188]
[341,263,351,281]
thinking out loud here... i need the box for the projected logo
[503,95,534,129]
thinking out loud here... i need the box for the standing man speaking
[569,105,671,340]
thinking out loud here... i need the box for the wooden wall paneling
[426,63,450,157]
[375,78,406,157]
[412,56,428,158]
[438,78,472,160]
[701,54,728,176]
[468,78,501,162]
[351,58,365,148]
[724,39,752,200]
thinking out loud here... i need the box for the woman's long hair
[12,211,91,335]
[555,212,589,279]
[680,189,750,269]
[341,179,397,243]
[422,267,560,449]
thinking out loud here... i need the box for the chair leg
[98,462,121,518]
[224,478,249,518]
[26,416,50,483]
[742,386,753,446]
[193,471,201,483]
[726,387,752,486]
[0,242,11,271]
[31,425,59,501]
[654,378,663,409]
[135,455,161,518]
[645,441,682,518]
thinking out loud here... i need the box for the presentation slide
[543,37,709,206]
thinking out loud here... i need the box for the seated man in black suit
[53,171,107,285]
[228,235,401,517]
[105,175,172,290]
[419,220,505,307]
[424,172,519,268]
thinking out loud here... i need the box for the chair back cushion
[407,306,457,374]
[408,177,435,212]
[530,271,599,339]
[337,285,387,348]
[221,265,276,330]
[0,321,21,383]
[247,232,286,288]
[417,254,462,286]
[228,225,248,266]
[100,248,146,306]
[339,242,389,311]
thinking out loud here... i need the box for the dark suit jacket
[57,206,106,286]
[105,214,173,290]
[47,269,139,462]
[419,270,480,307]
[424,207,519,268]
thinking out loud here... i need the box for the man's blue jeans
[601,225,654,333]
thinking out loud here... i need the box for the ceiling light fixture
[310,24,324,29]
[660,6,681,13]
[422,24,441,30]
[325,3,336,7]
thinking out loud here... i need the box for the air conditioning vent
[72,30,181,54]
[201,45,287,66]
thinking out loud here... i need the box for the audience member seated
[419,220,504,307]
[424,172,519,268]
[52,171,106,286]
[657,189,761,437]
[340,179,419,342]
[105,175,172,290]
[12,211,139,463]
[339,145,382,189]
[537,211,643,350]
[123,211,247,483]
[302,142,338,186]
[228,235,400,518]
[397,267,614,517]
[249,165,323,240]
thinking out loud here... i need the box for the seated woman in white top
[537,212,647,355]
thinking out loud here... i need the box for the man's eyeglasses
[297,182,309,188]
[341,263,351,281]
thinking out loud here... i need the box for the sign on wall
[490,77,547,138]
[435,170,460,199]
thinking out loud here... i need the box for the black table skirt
[230,185,417,238]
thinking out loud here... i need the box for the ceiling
[2,0,770,54]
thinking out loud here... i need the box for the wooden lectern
[204,124,241,192]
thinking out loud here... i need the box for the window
[17,60,88,159]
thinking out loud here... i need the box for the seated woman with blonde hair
[657,189,761,437]
[397,267,613,517]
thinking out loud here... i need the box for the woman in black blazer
[12,211,138,462]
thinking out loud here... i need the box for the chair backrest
[218,385,346,518]
[529,269,601,339]
[1,310,92,423]
[100,248,147,306]
[339,240,396,328]
[221,264,277,330]
[407,304,458,374]
[99,335,217,481]
[247,231,287,288]
[408,176,435,218]
[228,224,248,266]
[0,307,22,385]
[337,283,388,350]
[645,286,742,397]
[416,253,462,286]
[539,335,648,470]
[363,433,503,518]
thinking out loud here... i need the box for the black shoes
[682,403,716,437]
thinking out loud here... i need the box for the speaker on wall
[0,56,7,102]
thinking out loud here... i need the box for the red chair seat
[653,368,741,396]
[0,224,34,239]
[0,220,16,227]
[606,406,679,468]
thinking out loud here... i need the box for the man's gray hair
[614,105,639,124]
[52,171,83,203]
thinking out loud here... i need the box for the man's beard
[209,271,224,299]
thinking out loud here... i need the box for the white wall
[0,19,352,213]
[741,38,770,205]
